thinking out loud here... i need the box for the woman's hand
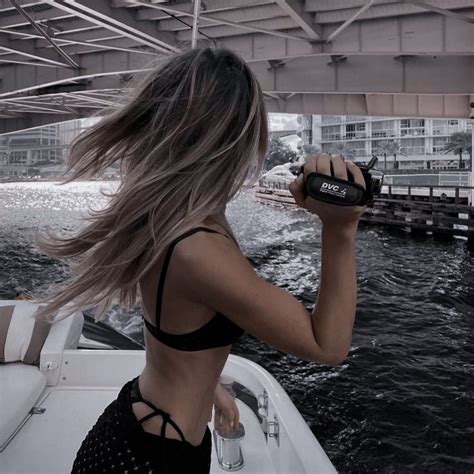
[213,382,239,435]
[289,153,367,230]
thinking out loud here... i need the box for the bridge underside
[0,0,473,134]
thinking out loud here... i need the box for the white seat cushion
[0,362,46,448]
[0,301,52,365]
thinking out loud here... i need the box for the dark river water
[1,181,473,473]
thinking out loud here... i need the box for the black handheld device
[297,156,384,207]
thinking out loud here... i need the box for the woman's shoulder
[188,218,240,249]
[174,224,237,262]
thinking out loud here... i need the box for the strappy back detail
[142,226,245,351]
[130,377,186,442]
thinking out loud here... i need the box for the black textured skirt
[71,377,212,474]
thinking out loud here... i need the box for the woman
[36,47,366,473]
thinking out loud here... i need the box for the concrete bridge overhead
[0,0,473,134]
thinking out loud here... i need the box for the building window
[400,138,425,155]
[10,150,28,164]
[321,115,343,125]
[433,137,448,153]
[322,125,341,141]
[351,141,366,156]
[371,120,395,138]
[400,119,425,136]
[346,124,355,139]
[344,123,366,140]
[433,118,461,136]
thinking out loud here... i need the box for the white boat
[0,300,336,473]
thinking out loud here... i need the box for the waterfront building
[268,114,317,152]
[1,114,471,178]
[314,115,472,170]
[0,118,99,178]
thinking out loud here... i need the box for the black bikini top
[142,227,245,351]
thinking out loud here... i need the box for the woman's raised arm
[175,224,354,365]
[175,154,366,365]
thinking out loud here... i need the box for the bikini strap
[155,226,230,329]
[130,377,187,442]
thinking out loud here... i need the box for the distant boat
[1,300,336,473]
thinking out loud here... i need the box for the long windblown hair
[35,47,268,323]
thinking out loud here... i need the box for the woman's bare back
[133,217,237,446]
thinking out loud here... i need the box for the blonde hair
[35,47,268,323]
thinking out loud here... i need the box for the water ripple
[1,182,473,473]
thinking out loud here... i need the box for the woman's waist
[143,347,229,398]
[135,371,218,441]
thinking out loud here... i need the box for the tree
[330,142,355,160]
[374,140,406,170]
[299,143,321,156]
[443,131,472,170]
[264,136,298,171]
[390,141,407,170]
[374,140,394,171]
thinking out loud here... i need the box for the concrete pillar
[311,115,322,148]
[366,120,372,157]
[425,119,433,169]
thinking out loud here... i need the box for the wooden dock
[254,181,474,243]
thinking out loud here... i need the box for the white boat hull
[0,302,336,473]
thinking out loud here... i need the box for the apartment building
[315,116,472,170]
[0,118,99,178]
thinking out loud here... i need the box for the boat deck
[2,344,336,473]
[2,385,275,474]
